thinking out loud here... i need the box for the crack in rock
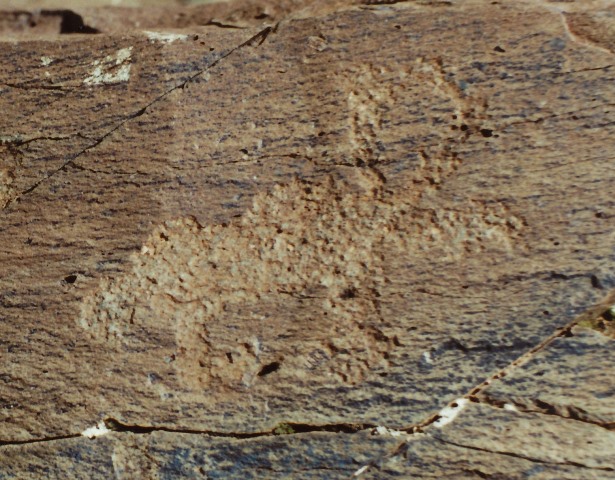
[2,25,276,210]
[474,394,615,431]
[432,436,615,472]
[467,300,615,397]
[352,299,615,476]
[0,417,377,448]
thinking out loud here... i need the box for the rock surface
[0,0,614,477]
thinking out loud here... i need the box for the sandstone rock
[1,0,614,477]
[363,403,615,479]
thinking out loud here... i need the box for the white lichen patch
[84,47,133,86]
[374,425,405,437]
[81,421,111,438]
[433,398,469,428]
[144,31,191,43]
[40,56,53,66]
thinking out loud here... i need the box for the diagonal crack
[465,294,615,399]
[431,436,615,472]
[474,393,615,431]
[2,24,277,211]
[351,294,615,477]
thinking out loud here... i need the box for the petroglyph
[79,176,525,390]
[84,47,133,86]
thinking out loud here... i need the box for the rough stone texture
[1,430,401,479]
[477,325,615,427]
[1,0,614,477]
[362,404,615,479]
